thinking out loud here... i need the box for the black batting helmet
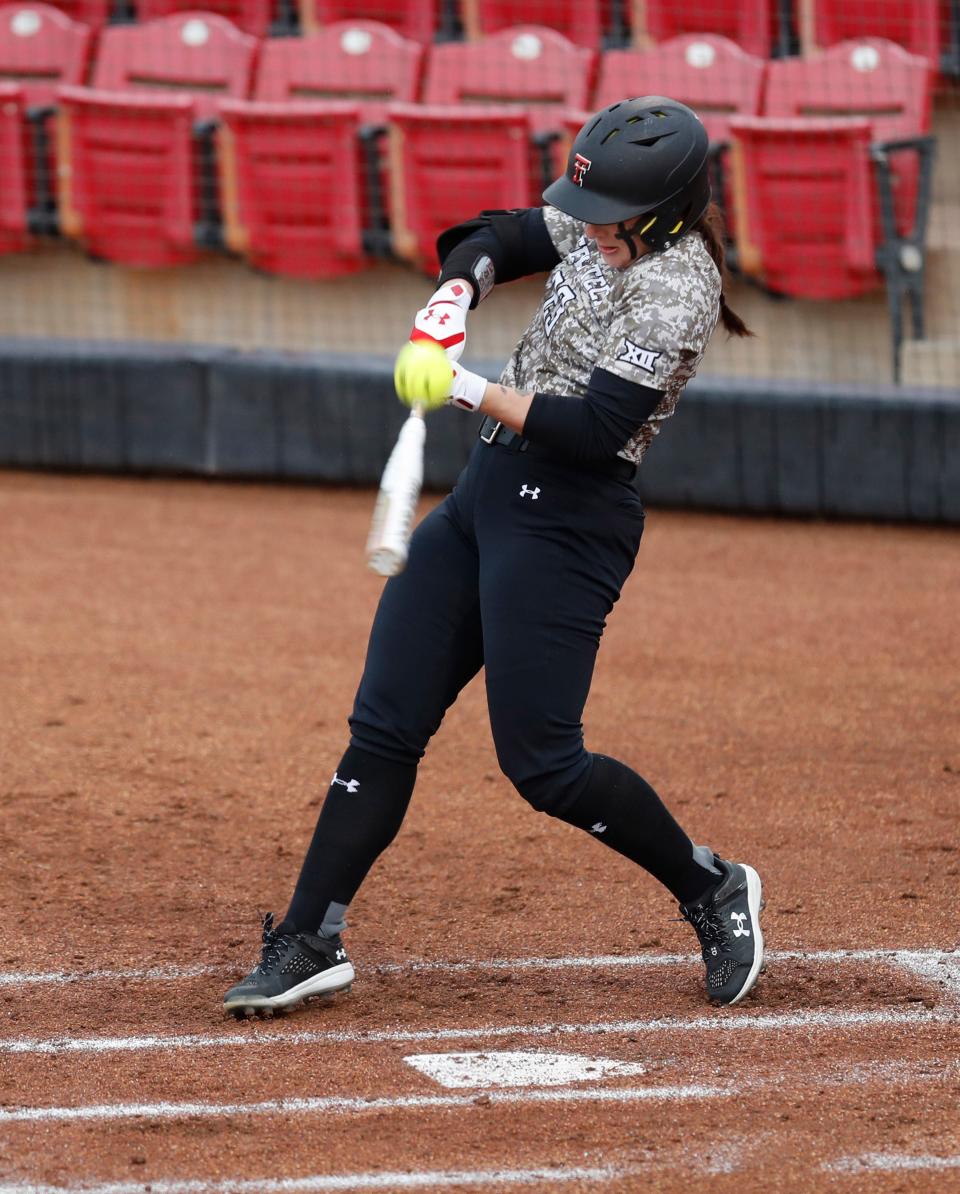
[543,97,711,252]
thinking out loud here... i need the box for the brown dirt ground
[1,470,958,1193]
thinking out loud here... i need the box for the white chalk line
[826,1153,960,1174]
[0,1082,730,1125]
[2,1004,956,1058]
[2,947,957,990]
[0,964,216,989]
[1,1149,959,1194]
[895,952,960,996]
[0,1162,639,1193]
[5,1155,960,1194]
[1,1056,956,1130]
[818,1057,960,1087]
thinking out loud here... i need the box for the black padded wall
[1,340,956,523]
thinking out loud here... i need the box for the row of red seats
[11,0,959,67]
[0,6,938,139]
[0,10,936,379]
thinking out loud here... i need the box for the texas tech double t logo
[571,153,592,186]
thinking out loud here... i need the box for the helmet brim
[542,175,651,226]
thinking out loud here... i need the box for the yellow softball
[394,341,454,410]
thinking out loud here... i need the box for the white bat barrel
[366,409,426,577]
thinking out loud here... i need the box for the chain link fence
[0,0,957,390]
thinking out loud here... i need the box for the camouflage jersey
[499,207,722,465]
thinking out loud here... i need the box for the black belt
[478,416,638,482]
[479,416,529,451]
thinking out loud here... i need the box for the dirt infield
[1,469,958,1193]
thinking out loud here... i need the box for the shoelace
[681,903,731,953]
[255,911,289,974]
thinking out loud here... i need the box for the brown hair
[694,202,753,338]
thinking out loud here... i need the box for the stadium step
[900,337,960,388]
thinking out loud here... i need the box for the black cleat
[679,858,765,1006]
[224,912,355,1016]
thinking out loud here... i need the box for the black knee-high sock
[284,744,417,936]
[553,753,721,905]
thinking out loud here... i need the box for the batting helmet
[543,96,711,253]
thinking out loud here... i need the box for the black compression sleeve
[437,209,560,305]
[522,368,664,462]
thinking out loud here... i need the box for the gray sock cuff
[319,901,348,939]
[692,843,722,877]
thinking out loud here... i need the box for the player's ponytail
[695,203,753,339]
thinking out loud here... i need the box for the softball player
[225,97,765,1016]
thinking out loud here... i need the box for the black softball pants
[285,437,718,937]
[351,438,646,802]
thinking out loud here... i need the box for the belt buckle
[480,419,502,445]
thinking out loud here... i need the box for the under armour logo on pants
[520,485,540,500]
[331,773,360,793]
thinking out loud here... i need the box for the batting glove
[448,363,487,413]
[410,281,472,362]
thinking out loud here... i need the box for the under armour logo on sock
[590,822,607,834]
[331,773,360,793]
[520,485,540,499]
[731,911,750,937]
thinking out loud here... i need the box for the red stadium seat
[421,25,593,195]
[218,99,366,276]
[137,0,274,39]
[55,14,257,265]
[631,0,777,58]
[0,82,30,251]
[763,39,932,236]
[729,115,934,378]
[216,22,424,277]
[297,0,438,43]
[57,87,202,264]
[0,4,92,246]
[0,2,92,106]
[798,0,941,69]
[422,24,594,137]
[594,34,765,144]
[251,19,422,124]
[89,12,256,120]
[30,0,107,29]
[763,38,931,137]
[387,103,538,273]
[730,118,878,299]
[461,0,604,50]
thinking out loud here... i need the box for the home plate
[404,1051,647,1089]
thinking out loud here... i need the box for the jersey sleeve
[596,267,718,392]
[437,209,560,304]
[523,370,665,462]
[542,207,586,259]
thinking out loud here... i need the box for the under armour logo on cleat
[335,948,347,960]
[519,485,540,500]
[590,822,607,834]
[331,773,360,793]
[731,911,750,937]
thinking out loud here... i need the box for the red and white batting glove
[448,362,487,413]
[410,281,472,362]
